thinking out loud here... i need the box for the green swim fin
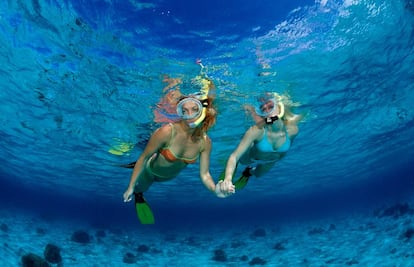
[134,193,155,224]
[218,170,225,182]
[218,163,238,182]
[233,167,253,190]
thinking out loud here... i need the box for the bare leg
[252,162,276,177]
[133,160,155,193]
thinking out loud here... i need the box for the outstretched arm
[199,136,215,191]
[199,136,235,198]
[244,104,264,127]
[123,124,171,202]
[224,126,259,183]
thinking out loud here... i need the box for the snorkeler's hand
[215,180,235,198]
[243,104,255,113]
[123,188,134,202]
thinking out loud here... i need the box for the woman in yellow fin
[122,75,235,224]
[222,92,303,191]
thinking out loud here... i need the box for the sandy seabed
[1,202,414,267]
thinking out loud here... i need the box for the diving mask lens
[176,98,203,120]
[256,99,276,117]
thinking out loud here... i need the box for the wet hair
[177,77,217,140]
[195,96,216,136]
[196,77,216,139]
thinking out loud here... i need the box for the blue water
[1,0,414,265]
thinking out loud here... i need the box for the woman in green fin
[222,92,303,191]
[122,75,235,224]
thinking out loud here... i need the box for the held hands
[215,180,235,198]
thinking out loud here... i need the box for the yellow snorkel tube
[185,74,211,128]
[273,93,285,119]
[257,92,286,125]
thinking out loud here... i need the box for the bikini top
[159,123,202,164]
[255,128,291,153]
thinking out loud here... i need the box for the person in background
[220,92,303,192]
[122,74,235,224]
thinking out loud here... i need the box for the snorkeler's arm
[224,126,259,183]
[284,106,304,124]
[283,107,302,140]
[199,136,235,198]
[244,104,264,126]
[123,124,171,202]
[199,136,216,192]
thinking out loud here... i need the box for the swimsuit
[145,155,170,180]
[159,147,198,164]
[158,123,200,164]
[144,123,203,181]
[255,128,291,153]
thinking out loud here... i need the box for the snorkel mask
[255,93,285,125]
[176,96,208,128]
[176,66,212,128]
[176,76,211,129]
